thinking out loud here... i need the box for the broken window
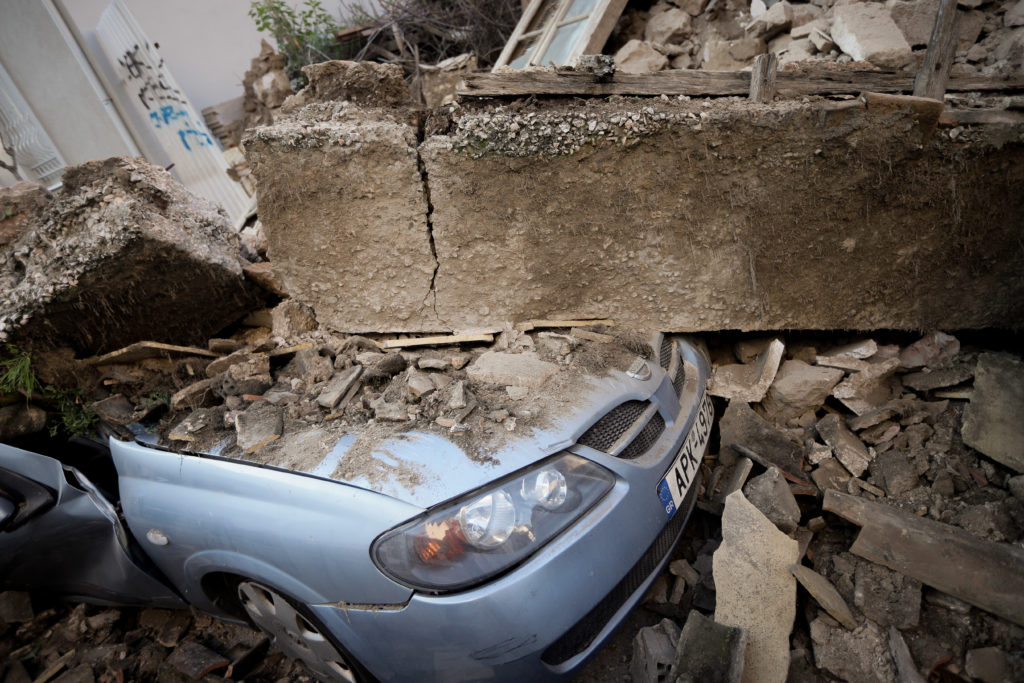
[494,0,627,71]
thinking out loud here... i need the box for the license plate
[657,391,713,518]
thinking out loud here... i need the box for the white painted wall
[61,0,380,111]
[0,0,134,186]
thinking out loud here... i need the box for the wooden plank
[914,0,960,100]
[459,67,1024,98]
[514,318,615,331]
[379,333,494,349]
[749,53,778,103]
[823,491,1024,627]
[86,342,219,366]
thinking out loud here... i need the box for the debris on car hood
[70,305,661,507]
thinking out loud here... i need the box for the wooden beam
[823,490,1024,627]
[379,333,494,349]
[914,0,960,100]
[458,67,1024,99]
[749,53,778,103]
[86,342,219,366]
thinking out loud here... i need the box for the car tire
[236,579,369,683]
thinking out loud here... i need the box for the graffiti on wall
[118,42,214,152]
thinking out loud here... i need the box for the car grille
[659,337,673,370]
[541,478,699,666]
[659,337,686,397]
[672,361,686,397]
[618,412,665,460]
[576,400,648,453]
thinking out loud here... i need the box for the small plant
[249,0,350,87]
[48,388,98,438]
[0,345,38,400]
[0,345,97,437]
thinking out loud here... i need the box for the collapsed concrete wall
[246,96,1024,333]
[0,157,259,356]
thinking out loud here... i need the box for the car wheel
[237,580,360,682]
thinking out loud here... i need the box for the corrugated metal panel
[0,60,66,188]
[93,0,250,225]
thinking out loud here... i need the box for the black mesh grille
[577,401,648,452]
[672,361,686,397]
[541,479,699,666]
[659,338,673,370]
[618,412,666,460]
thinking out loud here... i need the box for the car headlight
[371,453,614,592]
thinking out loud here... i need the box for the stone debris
[466,351,559,388]
[673,610,747,683]
[831,3,913,69]
[630,618,681,683]
[962,352,1024,473]
[708,339,784,403]
[742,466,801,534]
[817,413,873,478]
[0,158,258,356]
[713,491,799,683]
[810,618,897,683]
[234,402,283,453]
[566,0,1024,76]
[790,565,857,630]
[762,360,844,424]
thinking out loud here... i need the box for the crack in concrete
[416,119,443,326]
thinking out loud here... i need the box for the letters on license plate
[657,392,713,518]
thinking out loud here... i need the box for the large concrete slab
[247,92,1024,334]
[244,104,438,333]
[421,99,1024,332]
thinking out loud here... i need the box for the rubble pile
[604,0,1024,75]
[131,307,648,475]
[622,330,1024,683]
[0,157,260,357]
[3,321,1023,681]
[240,39,294,135]
[0,594,316,682]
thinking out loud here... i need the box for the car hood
[239,367,649,509]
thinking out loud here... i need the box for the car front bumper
[312,336,711,682]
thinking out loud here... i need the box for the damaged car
[0,332,712,682]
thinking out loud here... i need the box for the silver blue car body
[0,334,711,682]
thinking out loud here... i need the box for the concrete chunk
[810,618,897,683]
[0,158,257,356]
[817,413,873,477]
[719,402,805,482]
[710,339,785,403]
[614,40,669,73]
[831,3,912,69]
[742,466,801,534]
[745,0,793,40]
[831,357,901,415]
[235,402,283,453]
[674,610,747,683]
[962,353,1024,473]
[714,491,799,683]
[763,360,844,422]
[631,618,681,683]
[645,8,692,44]
[898,331,960,369]
[467,351,558,388]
